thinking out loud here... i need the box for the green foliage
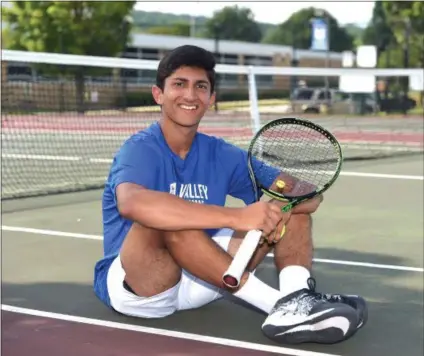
[132,10,208,28]
[145,22,191,37]
[361,2,396,55]
[382,1,424,68]
[131,9,275,39]
[344,24,365,47]
[2,1,135,113]
[2,1,135,55]
[261,7,354,52]
[204,5,262,42]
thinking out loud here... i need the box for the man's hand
[232,201,289,244]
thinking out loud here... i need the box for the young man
[94,45,367,345]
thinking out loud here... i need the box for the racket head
[247,117,343,202]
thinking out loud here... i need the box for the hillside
[131,10,277,38]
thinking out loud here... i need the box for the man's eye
[174,82,184,87]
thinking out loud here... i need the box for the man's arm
[117,183,239,231]
[117,183,284,235]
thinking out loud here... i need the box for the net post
[247,66,261,134]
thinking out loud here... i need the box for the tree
[2,1,135,112]
[145,22,191,37]
[262,7,354,52]
[204,5,262,43]
[344,23,365,48]
[362,2,395,50]
[382,1,424,68]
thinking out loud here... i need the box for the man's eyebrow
[172,77,210,85]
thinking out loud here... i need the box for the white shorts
[106,228,234,319]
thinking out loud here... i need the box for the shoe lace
[307,277,343,303]
[272,278,323,315]
[272,277,343,315]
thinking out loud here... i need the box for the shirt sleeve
[109,137,160,197]
[220,140,280,205]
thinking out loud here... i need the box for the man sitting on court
[94,45,367,345]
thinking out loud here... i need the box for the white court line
[2,225,423,273]
[0,305,339,356]
[267,254,423,273]
[340,171,423,180]
[2,153,113,164]
[3,153,81,161]
[2,226,103,240]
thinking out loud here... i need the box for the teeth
[180,105,196,110]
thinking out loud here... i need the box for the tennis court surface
[2,136,423,356]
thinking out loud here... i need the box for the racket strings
[252,124,340,194]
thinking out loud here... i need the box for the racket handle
[222,229,262,289]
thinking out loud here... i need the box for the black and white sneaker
[262,278,359,345]
[320,292,368,331]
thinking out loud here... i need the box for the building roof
[130,33,345,60]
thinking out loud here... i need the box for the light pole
[290,31,298,96]
[314,9,330,103]
[120,16,132,111]
[402,18,411,115]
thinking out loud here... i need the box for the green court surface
[2,154,423,356]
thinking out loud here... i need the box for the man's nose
[183,87,197,101]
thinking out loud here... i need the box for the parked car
[289,87,378,115]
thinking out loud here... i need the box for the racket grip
[222,229,262,289]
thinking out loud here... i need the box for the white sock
[233,273,282,314]
[279,265,311,297]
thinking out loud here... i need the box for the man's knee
[162,229,199,247]
[120,223,182,297]
[289,213,312,225]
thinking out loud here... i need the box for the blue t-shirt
[93,122,279,306]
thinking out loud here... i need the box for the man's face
[152,66,215,128]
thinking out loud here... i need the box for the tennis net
[2,50,423,200]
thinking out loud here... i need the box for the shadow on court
[2,239,423,356]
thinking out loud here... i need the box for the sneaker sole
[344,295,368,331]
[262,305,359,345]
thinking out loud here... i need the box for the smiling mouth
[179,104,198,111]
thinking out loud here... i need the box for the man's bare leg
[120,223,253,296]
[120,222,283,314]
[260,213,361,344]
[273,213,313,269]
[119,223,182,297]
[273,213,314,295]
[227,213,313,271]
[226,213,314,296]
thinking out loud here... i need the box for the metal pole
[214,25,220,112]
[325,14,330,105]
[402,19,410,115]
[290,30,298,96]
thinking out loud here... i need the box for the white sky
[134,1,375,27]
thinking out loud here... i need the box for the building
[2,33,346,111]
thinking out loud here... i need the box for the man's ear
[209,91,216,109]
[152,85,164,105]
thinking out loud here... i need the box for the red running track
[2,114,423,144]
[2,310,280,356]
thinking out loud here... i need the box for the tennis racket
[222,117,343,288]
